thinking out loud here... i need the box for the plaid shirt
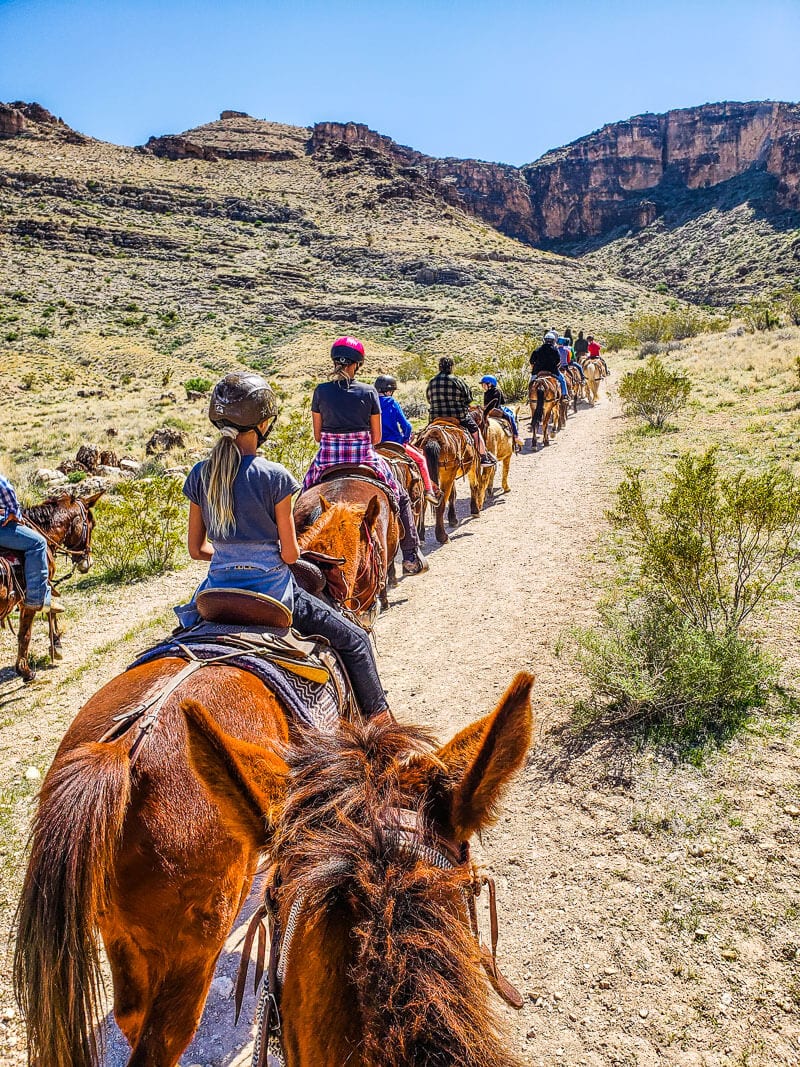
[302,431,401,496]
[0,475,22,525]
[426,373,473,420]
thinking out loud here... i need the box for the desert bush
[573,450,800,745]
[785,293,800,327]
[628,309,727,343]
[604,330,635,352]
[740,300,782,333]
[612,450,800,634]
[184,376,213,397]
[395,351,436,383]
[398,387,428,419]
[92,475,187,581]
[573,598,776,744]
[618,356,691,429]
[266,402,317,482]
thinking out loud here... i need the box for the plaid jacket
[302,431,401,496]
[426,373,473,419]
[0,475,22,525]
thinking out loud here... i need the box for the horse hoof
[16,666,36,682]
[435,532,450,544]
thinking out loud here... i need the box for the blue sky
[1,0,798,165]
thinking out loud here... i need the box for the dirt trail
[2,385,799,1066]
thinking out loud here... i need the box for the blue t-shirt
[311,379,381,433]
[379,395,413,445]
[183,455,299,544]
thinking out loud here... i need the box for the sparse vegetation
[92,474,187,581]
[740,299,782,333]
[618,356,691,429]
[184,376,213,397]
[266,402,317,481]
[628,309,727,343]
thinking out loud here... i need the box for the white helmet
[544,331,558,343]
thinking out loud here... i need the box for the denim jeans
[292,584,388,716]
[555,370,569,398]
[0,521,50,608]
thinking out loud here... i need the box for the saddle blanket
[129,622,350,732]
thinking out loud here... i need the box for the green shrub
[184,376,213,397]
[618,356,691,429]
[573,598,776,745]
[395,351,436,383]
[92,475,187,581]
[604,330,635,352]
[67,471,86,484]
[627,309,727,343]
[573,449,800,747]
[612,449,800,635]
[785,293,800,327]
[740,300,782,333]
[266,403,317,482]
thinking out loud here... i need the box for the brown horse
[1,491,101,680]
[528,373,561,449]
[295,481,397,626]
[182,670,535,1066]
[564,364,584,413]
[376,441,426,539]
[416,420,485,544]
[582,357,605,404]
[13,500,375,1067]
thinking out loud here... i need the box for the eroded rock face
[0,101,86,142]
[310,103,800,245]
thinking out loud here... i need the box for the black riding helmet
[374,374,397,394]
[208,372,279,444]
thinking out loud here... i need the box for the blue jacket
[379,395,413,445]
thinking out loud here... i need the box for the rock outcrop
[0,101,87,142]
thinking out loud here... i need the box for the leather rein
[22,503,93,586]
[237,807,523,1067]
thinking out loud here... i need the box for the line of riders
[1,330,607,707]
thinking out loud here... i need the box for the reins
[237,806,523,1067]
[22,503,92,585]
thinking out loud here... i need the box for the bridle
[341,516,385,628]
[236,807,523,1067]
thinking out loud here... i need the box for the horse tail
[14,738,131,1067]
[533,383,545,426]
[424,437,441,488]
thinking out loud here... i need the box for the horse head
[182,671,535,1067]
[65,490,103,572]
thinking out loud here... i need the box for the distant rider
[479,375,524,451]
[0,473,60,615]
[426,357,496,467]
[529,331,569,401]
[586,335,610,376]
[374,375,440,506]
[304,337,428,576]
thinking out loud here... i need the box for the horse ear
[363,494,381,530]
[318,495,331,512]
[431,672,534,840]
[181,700,288,846]
[81,491,104,507]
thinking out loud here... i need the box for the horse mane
[275,718,524,1067]
[24,494,76,529]
[296,499,365,547]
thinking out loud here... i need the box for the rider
[304,337,428,576]
[586,335,610,375]
[479,375,524,450]
[559,336,586,383]
[175,371,391,718]
[374,374,440,507]
[0,473,60,615]
[529,331,569,401]
[573,330,589,361]
[425,357,496,467]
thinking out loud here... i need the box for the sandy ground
[2,381,799,1066]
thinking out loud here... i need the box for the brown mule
[415,419,486,544]
[294,478,398,625]
[182,671,535,1067]
[0,491,101,680]
[528,374,561,449]
[12,505,366,1067]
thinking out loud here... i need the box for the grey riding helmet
[374,375,398,394]
[208,372,279,440]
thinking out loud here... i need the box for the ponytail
[202,427,241,539]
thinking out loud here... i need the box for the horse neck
[23,503,71,546]
[298,508,363,595]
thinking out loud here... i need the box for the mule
[582,358,604,404]
[295,478,398,625]
[0,491,100,680]
[376,441,426,539]
[564,364,584,413]
[182,670,535,1067]
[528,374,561,449]
[482,415,514,496]
[13,504,369,1067]
[415,420,485,544]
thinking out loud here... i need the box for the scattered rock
[721,947,739,961]
[783,805,800,818]
[638,1007,649,1019]
[34,467,68,486]
[119,458,142,473]
[694,928,710,941]
[99,449,119,467]
[158,392,177,403]
[105,426,119,438]
[146,427,186,455]
[209,975,233,999]
[57,459,86,475]
[74,476,109,497]
[75,443,100,472]
[186,389,207,401]
[24,767,41,780]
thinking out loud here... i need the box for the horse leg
[52,612,63,659]
[16,605,37,681]
[447,484,458,526]
[434,471,452,544]
[502,454,511,493]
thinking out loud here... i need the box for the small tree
[618,357,690,429]
[266,402,317,482]
[787,293,800,327]
[93,475,187,580]
[740,300,781,333]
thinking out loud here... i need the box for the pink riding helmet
[331,336,365,363]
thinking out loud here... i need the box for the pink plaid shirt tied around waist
[302,431,401,497]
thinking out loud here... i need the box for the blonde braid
[202,428,241,539]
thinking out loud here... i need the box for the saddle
[487,411,514,437]
[0,550,24,607]
[431,416,462,427]
[196,589,293,629]
[318,464,400,515]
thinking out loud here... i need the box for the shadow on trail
[531,719,636,789]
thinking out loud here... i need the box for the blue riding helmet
[480,375,498,386]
